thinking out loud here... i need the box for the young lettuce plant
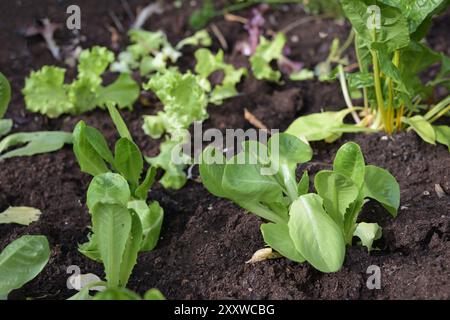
[71,106,164,299]
[195,48,247,105]
[142,69,209,189]
[111,29,212,77]
[0,72,72,160]
[200,135,400,272]
[250,33,312,82]
[73,105,164,254]
[23,46,139,118]
[0,235,50,300]
[287,0,450,150]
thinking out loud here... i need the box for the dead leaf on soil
[244,108,268,131]
[0,206,42,226]
[435,184,447,199]
[246,248,282,264]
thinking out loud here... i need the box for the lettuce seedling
[67,172,163,299]
[195,48,247,104]
[73,105,163,259]
[142,69,209,189]
[200,136,400,273]
[288,0,450,150]
[71,106,163,298]
[250,33,308,82]
[23,46,139,118]
[250,33,286,83]
[0,72,73,159]
[0,235,50,300]
[111,29,211,77]
[111,30,180,76]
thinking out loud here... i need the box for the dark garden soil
[0,0,449,300]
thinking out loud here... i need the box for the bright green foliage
[250,33,286,82]
[176,29,212,49]
[145,139,190,190]
[0,131,72,161]
[78,173,163,292]
[111,30,181,76]
[435,125,450,152]
[195,48,247,104]
[142,69,209,189]
[200,138,400,273]
[288,0,450,149]
[143,69,209,139]
[0,235,50,299]
[72,106,163,274]
[286,109,373,142]
[72,109,164,294]
[0,72,72,158]
[23,47,139,118]
[91,288,165,300]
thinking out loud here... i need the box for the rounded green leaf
[73,121,110,176]
[114,138,143,187]
[353,222,382,252]
[199,146,228,198]
[87,173,131,211]
[0,235,50,299]
[314,171,359,228]
[94,288,141,300]
[269,133,313,167]
[333,142,366,188]
[222,159,282,203]
[362,165,400,217]
[288,194,345,273]
[144,288,166,300]
[406,115,436,145]
[286,109,355,141]
[92,203,132,288]
[261,223,305,263]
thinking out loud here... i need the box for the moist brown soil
[0,1,449,300]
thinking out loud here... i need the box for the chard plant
[22,46,139,118]
[200,134,399,272]
[0,235,50,300]
[287,0,450,151]
[71,105,164,299]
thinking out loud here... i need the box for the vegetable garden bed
[0,0,449,300]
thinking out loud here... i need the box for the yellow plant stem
[396,104,405,131]
[429,104,450,124]
[371,49,386,130]
[386,51,400,134]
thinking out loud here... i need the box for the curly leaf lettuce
[111,30,181,76]
[195,48,247,104]
[23,47,139,118]
[142,69,209,138]
[250,33,286,83]
[23,66,73,118]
